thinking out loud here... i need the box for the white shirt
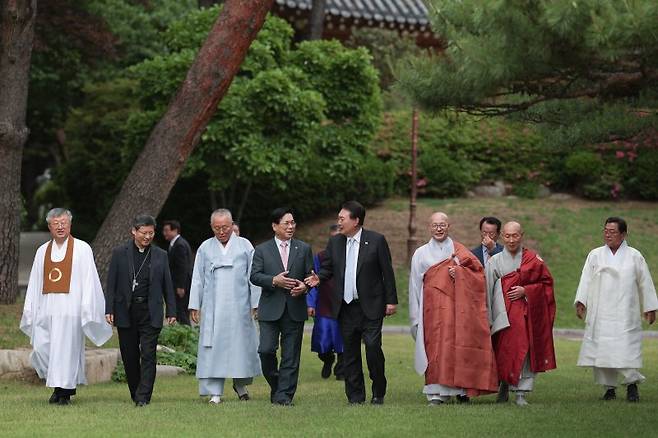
[345,228,363,299]
[169,234,180,248]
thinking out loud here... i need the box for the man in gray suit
[250,207,314,406]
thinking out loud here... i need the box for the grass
[2,335,658,437]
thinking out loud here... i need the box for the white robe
[575,241,658,369]
[409,237,464,396]
[189,234,261,380]
[19,238,112,389]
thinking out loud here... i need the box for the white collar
[169,234,180,246]
[274,236,291,248]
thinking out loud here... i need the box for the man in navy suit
[471,216,503,266]
[306,201,398,405]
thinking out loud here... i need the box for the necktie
[344,238,357,303]
[280,241,289,269]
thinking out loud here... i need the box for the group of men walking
[19,204,657,407]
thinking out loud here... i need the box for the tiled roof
[275,0,431,26]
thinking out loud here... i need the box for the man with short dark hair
[250,207,314,406]
[575,217,657,402]
[471,216,503,266]
[105,214,177,406]
[306,200,398,405]
[163,220,193,325]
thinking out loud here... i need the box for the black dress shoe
[274,399,294,406]
[135,401,149,407]
[348,399,365,405]
[57,396,71,406]
[456,395,470,404]
[496,382,509,403]
[370,397,384,405]
[602,388,616,401]
[49,391,60,404]
[627,384,639,402]
[232,385,250,401]
[321,361,333,379]
[428,399,443,406]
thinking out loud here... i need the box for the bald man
[486,222,556,406]
[409,213,498,405]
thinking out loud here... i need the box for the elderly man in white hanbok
[575,217,657,402]
[20,208,112,405]
[189,209,261,404]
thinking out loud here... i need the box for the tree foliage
[397,0,658,200]
[47,7,389,244]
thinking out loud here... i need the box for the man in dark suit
[162,220,193,325]
[306,201,398,405]
[250,207,313,406]
[471,216,503,266]
[105,214,176,407]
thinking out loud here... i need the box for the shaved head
[430,212,449,224]
[502,221,523,235]
[502,221,524,255]
[429,212,450,242]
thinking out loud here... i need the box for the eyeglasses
[50,221,70,229]
[136,230,155,237]
[279,221,296,227]
[430,223,448,230]
[212,225,232,233]
[603,229,620,236]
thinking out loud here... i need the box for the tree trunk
[92,0,274,281]
[0,0,37,304]
[307,0,326,40]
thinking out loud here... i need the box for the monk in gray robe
[189,209,261,404]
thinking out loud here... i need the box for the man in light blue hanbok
[189,209,261,404]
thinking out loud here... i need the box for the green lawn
[2,335,658,437]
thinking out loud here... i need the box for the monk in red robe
[485,221,556,406]
[410,212,498,405]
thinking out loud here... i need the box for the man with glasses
[250,207,313,406]
[188,209,261,404]
[20,208,112,405]
[409,212,498,405]
[105,214,177,406]
[574,217,657,402]
[486,221,556,406]
[471,216,503,266]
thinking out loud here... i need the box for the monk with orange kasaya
[409,212,498,405]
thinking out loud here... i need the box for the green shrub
[112,361,126,383]
[512,182,541,199]
[419,148,483,197]
[564,151,603,183]
[626,149,658,200]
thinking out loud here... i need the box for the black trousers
[258,305,304,403]
[338,300,386,403]
[175,292,190,325]
[117,302,161,403]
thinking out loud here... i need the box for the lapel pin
[365,241,369,245]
